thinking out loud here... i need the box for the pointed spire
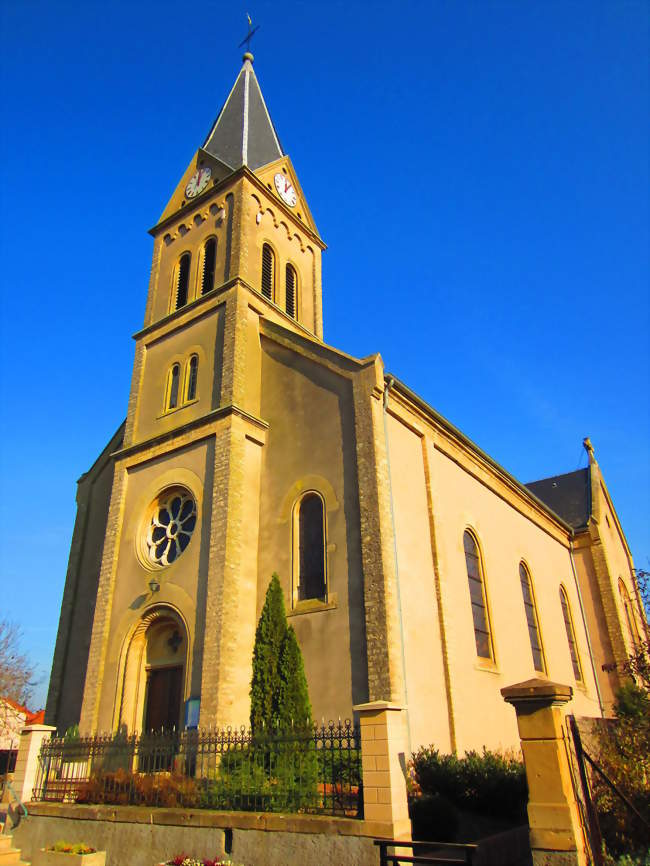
[203,54,284,171]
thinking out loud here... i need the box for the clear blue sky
[1,1,648,709]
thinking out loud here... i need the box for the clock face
[274,172,297,207]
[185,166,212,199]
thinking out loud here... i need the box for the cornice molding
[112,404,268,464]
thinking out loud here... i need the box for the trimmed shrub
[409,793,458,842]
[411,746,527,824]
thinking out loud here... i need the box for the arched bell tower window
[519,562,545,673]
[285,264,297,319]
[463,530,493,660]
[166,363,181,410]
[296,492,326,602]
[201,238,217,295]
[261,243,274,300]
[559,585,583,682]
[185,355,199,402]
[175,253,191,310]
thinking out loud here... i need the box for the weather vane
[238,13,260,54]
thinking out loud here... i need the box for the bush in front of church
[409,745,528,835]
[409,793,458,842]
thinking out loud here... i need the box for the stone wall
[13,804,380,866]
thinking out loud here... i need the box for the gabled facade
[46,55,647,751]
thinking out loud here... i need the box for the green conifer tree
[278,625,313,729]
[246,575,318,811]
[249,573,287,732]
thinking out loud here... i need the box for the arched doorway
[117,607,188,733]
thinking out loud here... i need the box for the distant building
[46,55,647,753]
[1,699,44,774]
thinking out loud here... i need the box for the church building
[45,54,647,755]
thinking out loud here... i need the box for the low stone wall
[13,803,382,866]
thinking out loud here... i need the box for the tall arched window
[185,355,199,402]
[519,562,545,672]
[166,363,181,410]
[619,579,640,649]
[297,493,326,602]
[285,264,296,318]
[463,531,493,659]
[559,586,583,682]
[201,238,217,295]
[175,253,191,309]
[261,243,274,300]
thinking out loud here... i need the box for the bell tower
[143,51,324,340]
[76,54,327,734]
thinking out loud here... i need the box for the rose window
[145,488,197,567]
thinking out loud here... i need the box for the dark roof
[203,56,284,171]
[525,468,591,529]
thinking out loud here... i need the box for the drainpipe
[569,534,605,716]
[382,376,411,754]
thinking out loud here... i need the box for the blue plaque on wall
[184,698,200,729]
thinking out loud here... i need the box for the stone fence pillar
[501,679,587,866]
[12,723,56,803]
[353,701,411,840]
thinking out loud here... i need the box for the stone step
[0,837,12,851]
[0,848,26,864]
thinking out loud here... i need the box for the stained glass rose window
[145,488,197,567]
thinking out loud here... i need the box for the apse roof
[202,54,284,171]
[525,468,591,530]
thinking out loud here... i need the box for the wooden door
[145,666,183,732]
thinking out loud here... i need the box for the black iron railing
[374,839,478,865]
[32,721,362,817]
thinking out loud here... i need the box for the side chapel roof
[202,53,284,171]
[525,468,591,530]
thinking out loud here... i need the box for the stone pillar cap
[501,678,573,706]
[21,724,57,732]
[353,701,406,713]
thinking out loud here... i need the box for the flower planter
[33,850,106,866]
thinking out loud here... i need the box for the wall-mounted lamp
[148,576,160,594]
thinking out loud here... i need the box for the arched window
[166,363,181,410]
[519,562,545,673]
[463,531,493,659]
[175,253,191,309]
[297,493,326,602]
[285,264,297,318]
[185,355,199,402]
[201,238,217,295]
[261,243,274,300]
[619,579,640,649]
[559,586,583,682]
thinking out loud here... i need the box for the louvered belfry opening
[176,253,191,309]
[201,238,217,295]
[286,264,296,319]
[261,243,274,300]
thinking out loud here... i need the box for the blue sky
[1,0,648,709]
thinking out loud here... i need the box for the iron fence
[32,720,362,817]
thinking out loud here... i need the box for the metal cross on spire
[238,13,260,55]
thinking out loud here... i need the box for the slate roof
[525,468,591,530]
[203,54,284,171]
